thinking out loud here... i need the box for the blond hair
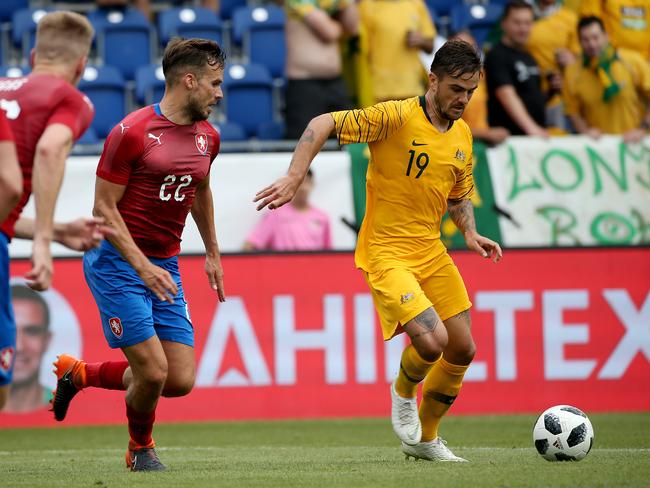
[34,11,94,65]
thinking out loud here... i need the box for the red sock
[85,361,128,390]
[126,403,156,449]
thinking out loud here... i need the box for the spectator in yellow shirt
[526,0,580,130]
[563,16,650,143]
[359,0,435,103]
[579,0,650,59]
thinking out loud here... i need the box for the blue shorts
[83,240,194,349]
[0,231,16,386]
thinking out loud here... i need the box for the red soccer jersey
[0,110,14,142]
[97,104,220,258]
[0,74,94,238]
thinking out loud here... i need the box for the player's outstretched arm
[94,177,178,303]
[447,198,502,263]
[0,140,22,224]
[254,114,335,211]
[14,217,116,251]
[27,124,74,291]
[191,177,225,302]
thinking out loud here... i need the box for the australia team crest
[195,133,208,155]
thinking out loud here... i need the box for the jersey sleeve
[448,127,475,200]
[561,64,581,116]
[331,99,415,145]
[96,122,143,185]
[46,88,94,141]
[629,51,650,100]
[0,110,14,142]
[209,125,221,164]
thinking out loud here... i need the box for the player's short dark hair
[11,284,50,330]
[430,39,482,79]
[502,0,534,19]
[577,16,606,35]
[162,37,226,86]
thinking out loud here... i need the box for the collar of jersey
[419,95,454,132]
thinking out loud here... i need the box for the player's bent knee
[162,377,195,398]
[134,366,168,393]
[413,339,444,363]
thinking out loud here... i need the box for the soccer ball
[532,405,594,461]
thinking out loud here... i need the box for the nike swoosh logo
[411,140,427,146]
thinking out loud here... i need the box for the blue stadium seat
[257,120,285,140]
[135,64,166,106]
[219,0,247,21]
[76,125,99,145]
[450,3,504,47]
[0,64,31,78]
[223,63,274,138]
[11,8,52,62]
[158,7,223,47]
[232,6,286,79]
[425,0,454,17]
[88,8,152,80]
[0,0,29,23]
[78,65,126,139]
[214,121,246,141]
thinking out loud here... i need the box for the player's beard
[186,94,210,122]
[435,92,464,121]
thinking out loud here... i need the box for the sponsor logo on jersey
[0,346,14,372]
[148,132,163,145]
[109,317,123,339]
[195,133,208,155]
[0,98,21,119]
[119,123,130,134]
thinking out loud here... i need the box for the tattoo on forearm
[447,199,476,235]
[298,128,315,146]
[408,308,441,339]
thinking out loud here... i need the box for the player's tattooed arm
[255,114,334,211]
[447,198,476,236]
[448,198,503,263]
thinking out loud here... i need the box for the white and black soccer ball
[532,405,594,461]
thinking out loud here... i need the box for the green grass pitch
[2,413,649,487]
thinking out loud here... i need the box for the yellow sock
[419,358,469,441]
[394,345,438,398]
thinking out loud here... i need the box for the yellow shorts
[362,252,472,340]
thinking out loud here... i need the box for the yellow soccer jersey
[563,48,650,133]
[579,0,650,59]
[331,96,474,272]
[527,7,580,77]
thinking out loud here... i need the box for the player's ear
[184,73,197,90]
[428,71,438,90]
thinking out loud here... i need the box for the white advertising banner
[8,152,356,258]
[486,136,650,247]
